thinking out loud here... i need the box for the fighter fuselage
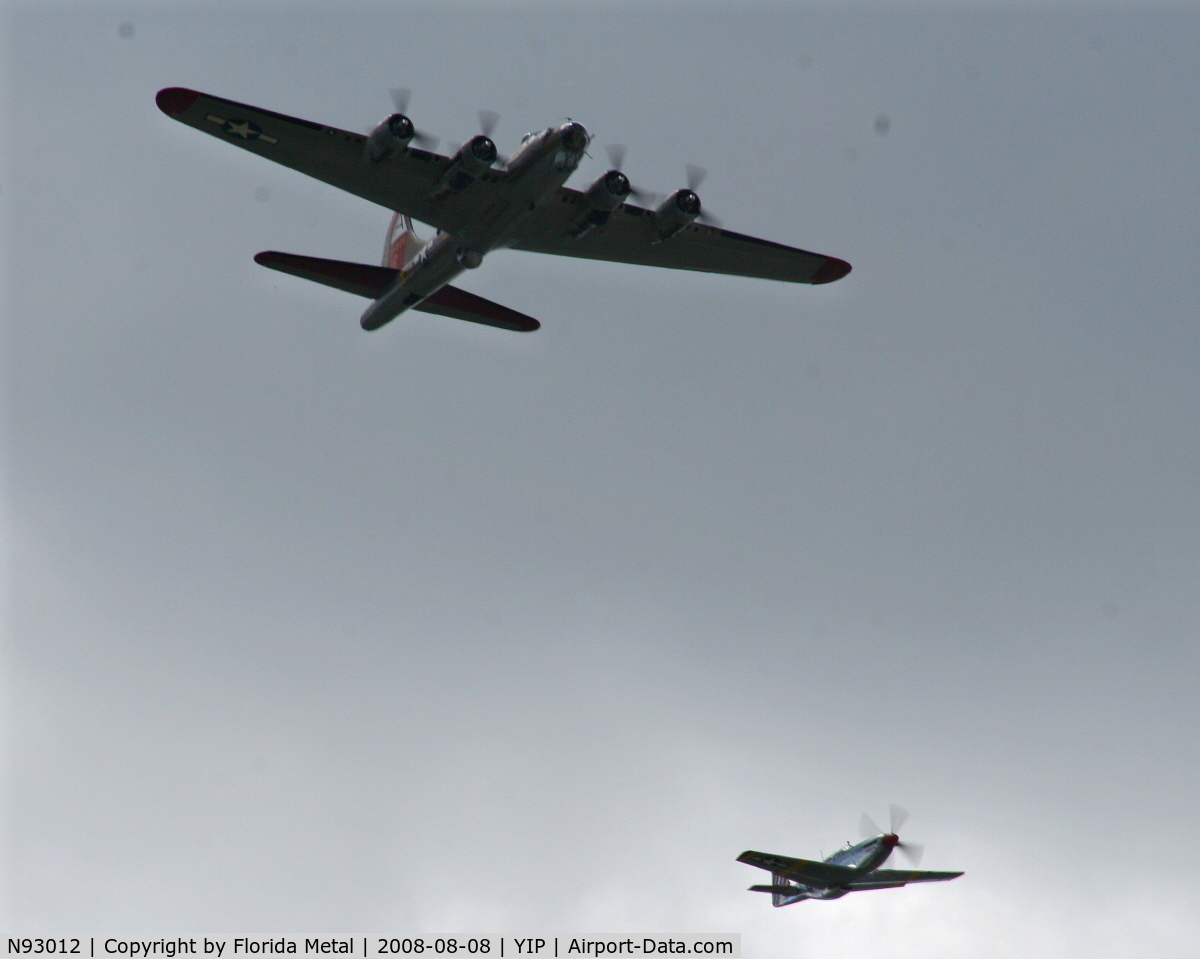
[781,833,900,902]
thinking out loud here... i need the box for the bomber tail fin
[382,213,427,269]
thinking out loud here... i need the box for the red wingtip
[812,257,852,284]
[156,87,200,116]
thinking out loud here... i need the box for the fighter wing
[736,851,858,888]
[156,88,461,230]
[844,868,964,890]
[509,192,851,285]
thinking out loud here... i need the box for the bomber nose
[561,121,588,151]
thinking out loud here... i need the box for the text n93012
[9,942,83,955]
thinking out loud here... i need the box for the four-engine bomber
[156,86,851,333]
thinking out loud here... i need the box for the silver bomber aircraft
[738,807,963,906]
[156,87,851,332]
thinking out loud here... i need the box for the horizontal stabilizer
[254,251,540,332]
[417,283,540,332]
[255,250,397,298]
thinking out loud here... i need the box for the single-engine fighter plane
[738,806,962,906]
[156,87,851,332]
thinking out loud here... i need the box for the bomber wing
[509,190,851,285]
[844,868,964,890]
[156,88,477,231]
[736,851,858,888]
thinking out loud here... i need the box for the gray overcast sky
[3,2,1199,955]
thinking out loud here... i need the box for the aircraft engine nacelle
[569,170,632,238]
[584,170,631,212]
[428,135,499,200]
[366,113,416,162]
[453,135,499,178]
[652,188,701,242]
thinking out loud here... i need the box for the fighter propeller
[859,804,925,867]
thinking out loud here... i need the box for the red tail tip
[812,257,852,284]
[156,87,200,116]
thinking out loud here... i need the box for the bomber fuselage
[360,122,587,331]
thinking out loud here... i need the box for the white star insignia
[205,113,278,145]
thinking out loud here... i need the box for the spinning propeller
[859,804,925,867]
[477,109,500,138]
[376,89,505,162]
[385,88,440,150]
[684,163,722,227]
[603,144,654,204]
[604,147,722,225]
